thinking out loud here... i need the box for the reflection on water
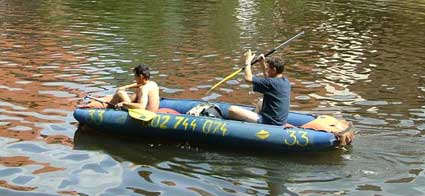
[0,0,424,195]
[73,128,349,195]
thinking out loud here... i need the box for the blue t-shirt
[252,76,290,126]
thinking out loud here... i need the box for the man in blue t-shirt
[228,50,290,126]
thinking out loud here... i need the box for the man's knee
[115,89,126,97]
[229,105,241,115]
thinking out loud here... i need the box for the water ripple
[0,0,424,195]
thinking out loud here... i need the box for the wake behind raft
[73,98,354,152]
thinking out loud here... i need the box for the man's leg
[77,95,113,109]
[109,89,132,105]
[228,105,259,123]
[77,90,132,109]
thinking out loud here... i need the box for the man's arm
[118,83,140,91]
[259,54,267,77]
[243,50,256,83]
[121,87,148,109]
[139,87,149,109]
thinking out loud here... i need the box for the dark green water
[0,0,424,195]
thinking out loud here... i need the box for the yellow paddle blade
[207,68,243,94]
[128,108,157,121]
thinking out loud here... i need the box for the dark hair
[133,64,150,79]
[266,57,284,73]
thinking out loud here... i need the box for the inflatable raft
[73,98,354,152]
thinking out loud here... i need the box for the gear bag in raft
[186,103,223,119]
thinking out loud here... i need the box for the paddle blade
[207,68,243,94]
[128,109,156,121]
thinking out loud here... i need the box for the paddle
[207,31,305,94]
[128,108,157,121]
[84,95,156,121]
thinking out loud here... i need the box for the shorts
[256,114,263,124]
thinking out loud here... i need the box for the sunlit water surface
[0,0,424,195]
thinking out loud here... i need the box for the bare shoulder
[141,81,159,92]
[146,81,159,99]
[148,81,159,89]
[149,80,158,86]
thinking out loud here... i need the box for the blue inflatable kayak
[73,98,354,152]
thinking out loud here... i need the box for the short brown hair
[133,64,150,79]
[266,57,284,73]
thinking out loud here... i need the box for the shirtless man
[80,64,160,112]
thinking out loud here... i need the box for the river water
[0,0,424,195]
